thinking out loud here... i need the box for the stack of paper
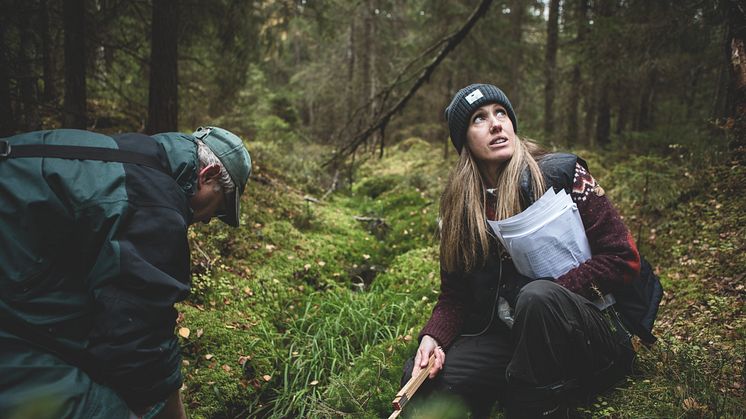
[487,188,591,279]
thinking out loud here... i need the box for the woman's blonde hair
[439,137,547,274]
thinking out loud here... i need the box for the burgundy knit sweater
[420,163,641,347]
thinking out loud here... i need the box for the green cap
[193,126,252,227]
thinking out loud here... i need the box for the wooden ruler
[388,354,436,418]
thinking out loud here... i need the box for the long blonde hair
[439,137,547,274]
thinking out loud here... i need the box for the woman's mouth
[490,136,508,146]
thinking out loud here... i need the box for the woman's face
[465,103,516,169]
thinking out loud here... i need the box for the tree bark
[146,0,178,134]
[566,0,588,144]
[0,9,15,136]
[594,0,614,146]
[508,0,524,110]
[40,0,58,103]
[583,82,596,147]
[596,87,610,146]
[726,0,746,162]
[18,2,40,131]
[63,0,87,128]
[544,0,560,136]
[637,67,657,131]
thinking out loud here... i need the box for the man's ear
[197,164,222,185]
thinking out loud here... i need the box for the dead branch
[324,0,494,167]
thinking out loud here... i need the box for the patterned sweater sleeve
[556,163,641,297]
[418,268,468,348]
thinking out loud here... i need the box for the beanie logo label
[465,89,484,104]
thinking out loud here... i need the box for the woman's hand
[412,335,445,379]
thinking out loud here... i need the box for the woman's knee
[514,280,564,312]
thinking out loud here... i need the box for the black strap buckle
[0,140,10,157]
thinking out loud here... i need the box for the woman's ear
[197,164,222,186]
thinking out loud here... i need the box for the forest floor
[177,135,744,418]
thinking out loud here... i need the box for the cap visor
[219,190,240,227]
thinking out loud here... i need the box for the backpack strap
[519,153,584,206]
[0,139,169,175]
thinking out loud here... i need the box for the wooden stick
[387,409,402,419]
[389,354,436,416]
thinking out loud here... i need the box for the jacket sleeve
[419,268,468,348]
[556,163,641,297]
[81,187,191,411]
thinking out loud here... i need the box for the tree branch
[324,0,493,167]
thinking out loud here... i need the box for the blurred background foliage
[2,0,744,418]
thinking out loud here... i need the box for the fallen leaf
[205,354,214,360]
[178,327,190,339]
[222,364,231,372]
[682,397,703,411]
[309,380,319,386]
[262,374,272,382]
[196,329,204,338]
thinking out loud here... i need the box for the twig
[321,169,340,200]
[324,0,494,167]
[353,216,385,223]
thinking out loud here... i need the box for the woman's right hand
[412,335,445,379]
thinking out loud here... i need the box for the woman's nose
[489,116,502,133]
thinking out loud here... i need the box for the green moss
[179,137,744,418]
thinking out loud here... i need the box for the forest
[1,0,744,418]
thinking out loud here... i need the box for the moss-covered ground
[178,133,744,418]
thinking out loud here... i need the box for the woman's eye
[473,115,485,123]
[496,110,506,117]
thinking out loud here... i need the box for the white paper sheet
[488,189,591,279]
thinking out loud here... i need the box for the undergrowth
[178,127,744,418]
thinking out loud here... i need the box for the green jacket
[0,129,200,418]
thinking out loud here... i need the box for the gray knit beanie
[444,83,518,153]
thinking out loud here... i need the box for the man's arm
[82,193,191,413]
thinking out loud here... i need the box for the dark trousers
[402,281,634,418]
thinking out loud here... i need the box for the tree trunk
[543,0,560,136]
[19,2,40,131]
[40,0,57,103]
[637,67,657,131]
[566,0,588,145]
[508,0,524,110]
[584,82,596,147]
[726,0,746,162]
[360,3,374,153]
[0,13,15,136]
[593,0,614,146]
[63,0,87,128]
[596,87,610,146]
[346,17,356,122]
[146,0,178,134]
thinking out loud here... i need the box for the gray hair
[196,139,236,193]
